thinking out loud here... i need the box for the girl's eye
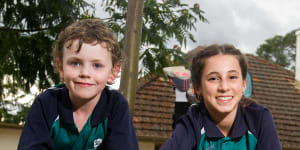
[230,76,238,79]
[208,77,217,81]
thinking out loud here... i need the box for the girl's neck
[208,108,238,137]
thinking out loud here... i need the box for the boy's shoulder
[102,86,129,107]
[39,83,66,96]
[34,84,68,105]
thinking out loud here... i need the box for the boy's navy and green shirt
[18,85,139,150]
[160,102,282,150]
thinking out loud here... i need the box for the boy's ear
[107,64,121,85]
[56,58,64,79]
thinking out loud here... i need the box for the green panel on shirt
[50,116,108,150]
[198,128,257,150]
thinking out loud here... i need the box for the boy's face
[57,40,119,102]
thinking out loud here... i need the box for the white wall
[138,141,155,150]
[0,124,22,150]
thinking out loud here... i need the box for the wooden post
[119,0,144,114]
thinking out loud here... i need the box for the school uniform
[160,102,281,150]
[18,85,139,150]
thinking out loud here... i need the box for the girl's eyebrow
[207,72,218,75]
[228,70,240,74]
[206,72,219,76]
[206,70,240,76]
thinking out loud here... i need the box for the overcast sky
[92,0,300,54]
[182,0,300,54]
[88,0,300,89]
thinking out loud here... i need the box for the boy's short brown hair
[52,18,121,67]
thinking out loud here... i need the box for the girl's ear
[195,89,201,97]
[194,87,202,101]
[242,79,247,93]
[56,58,64,79]
[107,64,121,85]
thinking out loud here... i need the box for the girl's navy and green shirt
[160,102,281,150]
[18,85,139,150]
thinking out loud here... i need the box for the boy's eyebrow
[66,56,104,62]
[91,59,104,63]
[66,57,80,61]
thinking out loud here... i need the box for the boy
[18,19,139,150]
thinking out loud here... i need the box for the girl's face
[197,54,246,117]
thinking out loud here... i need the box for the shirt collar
[57,87,74,125]
[57,86,110,126]
[201,104,248,138]
[90,87,110,127]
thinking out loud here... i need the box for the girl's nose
[218,80,229,92]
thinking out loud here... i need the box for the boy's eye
[71,61,80,67]
[94,63,102,68]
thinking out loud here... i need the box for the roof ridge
[137,75,162,90]
[245,53,295,76]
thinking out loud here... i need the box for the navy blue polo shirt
[197,104,257,150]
[18,85,139,150]
[160,101,281,150]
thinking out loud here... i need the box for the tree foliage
[101,0,208,76]
[0,0,207,123]
[256,29,298,71]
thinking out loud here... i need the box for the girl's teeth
[217,97,232,100]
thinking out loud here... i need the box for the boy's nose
[79,66,90,77]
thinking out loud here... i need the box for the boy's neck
[71,95,100,132]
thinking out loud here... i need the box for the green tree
[0,0,92,123]
[256,29,298,71]
[0,0,207,123]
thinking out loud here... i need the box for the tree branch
[0,26,49,32]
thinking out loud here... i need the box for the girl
[160,44,281,150]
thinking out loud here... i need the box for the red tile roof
[133,76,175,142]
[247,54,300,147]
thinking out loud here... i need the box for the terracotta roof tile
[133,76,175,140]
[247,54,300,147]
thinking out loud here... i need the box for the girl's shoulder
[244,100,275,137]
[244,101,270,116]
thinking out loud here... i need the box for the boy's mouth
[76,82,94,87]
